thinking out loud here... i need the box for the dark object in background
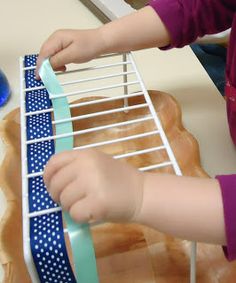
[80,0,110,23]
[191,44,227,96]
[124,0,148,9]
[80,0,148,23]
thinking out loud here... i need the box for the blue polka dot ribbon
[25,55,98,283]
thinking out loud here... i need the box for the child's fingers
[36,42,59,78]
[43,151,78,189]
[49,43,76,71]
[59,181,86,211]
[46,162,78,203]
[36,30,68,77]
[35,56,45,79]
[69,198,97,223]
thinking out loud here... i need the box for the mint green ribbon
[39,59,99,283]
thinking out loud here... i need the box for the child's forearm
[135,173,226,245]
[36,6,170,74]
[99,6,171,54]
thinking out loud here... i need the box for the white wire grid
[20,52,197,282]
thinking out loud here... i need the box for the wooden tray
[1,91,236,283]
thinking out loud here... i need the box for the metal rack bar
[23,70,135,92]
[26,116,153,145]
[73,130,160,150]
[25,91,144,117]
[139,161,173,172]
[52,103,148,125]
[20,57,40,282]
[56,60,132,75]
[49,80,139,99]
[114,145,166,159]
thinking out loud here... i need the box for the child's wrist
[131,172,158,225]
[130,172,148,224]
[97,20,122,55]
[97,26,112,55]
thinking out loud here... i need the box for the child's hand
[36,7,170,78]
[36,29,104,78]
[43,149,144,223]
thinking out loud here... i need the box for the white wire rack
[20,52,197,283]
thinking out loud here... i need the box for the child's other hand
[43,149,144,223]
[36,29,104,78]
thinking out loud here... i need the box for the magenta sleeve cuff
[148,0,183,49]
[216,174,236,261]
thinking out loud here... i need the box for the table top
[0,0,236,281]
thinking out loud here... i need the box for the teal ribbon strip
[39,59,99,283]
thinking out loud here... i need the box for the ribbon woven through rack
[24,54,98,283]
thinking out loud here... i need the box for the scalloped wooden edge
[0,108,31,283]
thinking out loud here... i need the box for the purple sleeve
[216,174,236,261]
[148,0,235,48]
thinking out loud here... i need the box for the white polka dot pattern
[31,212,74,283]
[24,54,38,67]
[29,176,58,212]
[26,89,51,112]
[27,112,53,140]
[27,141,54,174]
[26,69,44,88]
[25,55,76,283]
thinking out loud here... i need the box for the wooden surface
[1,91,236,283]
